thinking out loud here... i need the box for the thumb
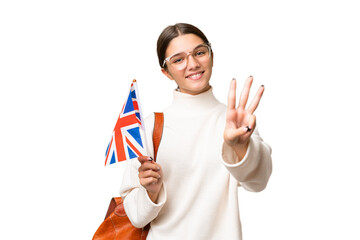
[138,156,153,164]
[244,115,256,134]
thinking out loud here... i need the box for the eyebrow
[168,43,206,58]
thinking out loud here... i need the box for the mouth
[186,71,205,80]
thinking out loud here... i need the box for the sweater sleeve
[119,114,167,228]
[221,128,272,192]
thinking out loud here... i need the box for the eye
[172,57,184,64]
[194,47,208,57]
[170,53,186,64]
[195,51,206,56]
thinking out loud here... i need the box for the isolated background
[1,0,359,239]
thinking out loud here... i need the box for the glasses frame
[162,42,212,68]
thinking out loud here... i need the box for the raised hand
[224,76,264,159]
[138,156,163,203]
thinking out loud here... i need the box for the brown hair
[157,23,210,69]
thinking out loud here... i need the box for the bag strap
[153,112,164,162]
[104,112,164,220]
[104,197,123,219]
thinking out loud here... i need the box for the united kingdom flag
[105,80,146,166]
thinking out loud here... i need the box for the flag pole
[132,79,150,157]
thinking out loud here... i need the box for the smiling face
[161,34,213,95]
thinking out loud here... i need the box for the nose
[186,54,200,70]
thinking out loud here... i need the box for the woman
[120,23,272,239]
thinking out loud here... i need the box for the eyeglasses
[162,43,212,70]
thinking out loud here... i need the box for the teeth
[188,73,202,79]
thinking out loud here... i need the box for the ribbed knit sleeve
[221,128,272,192]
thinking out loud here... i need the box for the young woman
[120,23,272,239]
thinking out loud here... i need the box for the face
[161,34,213,95]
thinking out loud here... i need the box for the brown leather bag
[93,112,164,240]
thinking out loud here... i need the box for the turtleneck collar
[166,87,220,115]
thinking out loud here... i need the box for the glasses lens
[167,44,211,69]
[193,46,210,59]
[169,52,188,66]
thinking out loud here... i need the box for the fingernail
[261,85,264,87]
[245,126,252,132]
[148,157,153,161]
[249,75,253,78]
[232,78,236,81]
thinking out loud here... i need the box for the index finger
[247,85,265,114]
[138,156,153,164]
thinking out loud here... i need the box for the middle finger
[238,76,253,109]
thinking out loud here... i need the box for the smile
[186,71,204,80]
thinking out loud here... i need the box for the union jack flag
[105,80,146,166]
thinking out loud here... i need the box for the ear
[161,68,174,80]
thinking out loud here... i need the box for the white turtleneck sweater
[120,88,272,240]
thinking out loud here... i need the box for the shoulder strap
[153,112,164,162]
[104,197,123,219]
[105,114,163,220]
